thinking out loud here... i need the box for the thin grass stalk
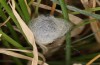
[72,7,100,14]
[50,3,56,15]
[18,0,30,24]
[73,40,95,51]
[67,5,100,20]
[58,0,69,21]
[74,19,96,28]
[0,6,20,43]
[58,0,71,65]
[35,0,41,16]
[28,0,35,6]
[66,32,71,65]
[86,54,100,65]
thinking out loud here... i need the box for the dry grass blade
[81,0,100,43]
[0,49,32,60]
[96,0,100,6]
[81,0,89,8]
[90,20,100,43]
[32,2,51,10]
[89,0,100,44]
[0,48,48,65]
[0,16,10,27]
[28,60,48,65]
[10,0,38,65]
[2,48,32,53]
[68,14,84,37]
[38,52,46,64]
[38,60,48,65]
[86,54,100,65]
[80,0,100,64]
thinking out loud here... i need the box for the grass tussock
[0,0,100,65]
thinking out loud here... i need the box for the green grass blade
[18,0,30,24]
[66,32,71,65]
[58,0,71,65]
[1,37,10,47]
[67,5,100,20]
[0,30,24,49]
[0,5,20,43]
[58,0,69,21]
[0,0,20,29]
[51,0,100,20]
[71,7,100,14]
[1,31,23,65]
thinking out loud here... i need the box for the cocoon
[28,15,73,45]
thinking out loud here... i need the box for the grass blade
[58,0,71,65]
[67,5,100,20]
[0,5,20,43]
[0,30,24,49]
[51,0,100,20]
[18,0,30,24]
[35,0,42,16]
